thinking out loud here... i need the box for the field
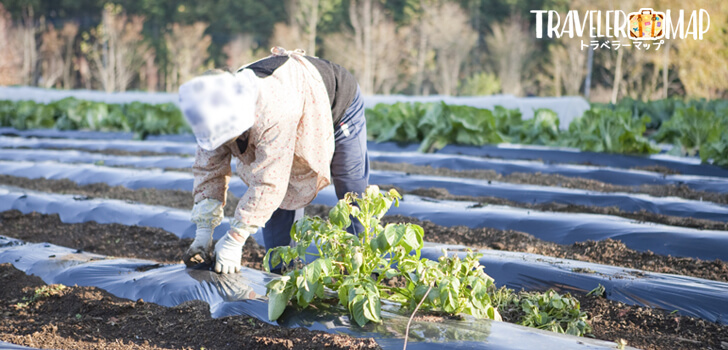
[1,101,728,349]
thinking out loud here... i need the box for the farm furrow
[3,148,727,231]
[4,127,728,194]
[2,128,727,349]
[2,174,726,282]
[0,236,631,350]
[3,134,728,203]
[2,160,727,261]
[368,151,728,193]
[371,161,728,205]
[0,263,375,350]
[3,151,726,221]
[2,185,727,327]
[2,209,726,350]
[426,143,728,178]
[5,127,725,179]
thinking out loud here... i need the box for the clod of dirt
[0,263,381,350]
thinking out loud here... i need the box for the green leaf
[266,276,293,321]
[329,200,351,229]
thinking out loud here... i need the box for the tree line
[0,0,725,101]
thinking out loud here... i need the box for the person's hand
[183,227,214,267]
[213,231,246,274]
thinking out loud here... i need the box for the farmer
[178,47,368,274]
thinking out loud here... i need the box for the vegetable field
[1,93,727,350]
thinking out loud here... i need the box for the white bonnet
[179,69,259,151]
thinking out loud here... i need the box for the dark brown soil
[631,165,682,175]
[0,175,240,217]
[2,211,727,350]
[7,145,724,204]
[383,185,728,231]
[0,264,380,350]
[2,173,725,282]
[304,205,728,283]
[577,294,728,350]
[10,145,183,158]
[0,210,264,270]
[371,161,728,205]
[3,170,726,233]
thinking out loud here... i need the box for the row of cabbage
[366,100,728,166]
[0,96,726,167]
[0,98,189,139]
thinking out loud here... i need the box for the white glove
[183,228,214,267]
[213,231,247,274]
[186,199,224,267]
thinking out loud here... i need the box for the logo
[531,9,710,40]
[628,8,664,40]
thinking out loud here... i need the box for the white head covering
[179,69,259,151]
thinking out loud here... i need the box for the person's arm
[192,145,232,206]
[212,113,297,274]
[234,115,298,227]
[184,145,232,267]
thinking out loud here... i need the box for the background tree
[324,0,402,94]
[673,1,728,99]
[485,14,532,96]
[425,1,477,95]
[0,0,724,99]
[223,33,261,71]
[39,23,64,88]
[0,3,23,86]
[19,5,41,86]
[81,4,154,92]
[164,22,212,91]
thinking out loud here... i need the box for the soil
[6,144,725,205]
[578,294,728,350]
[0,264,380,350]
[3,169,727,233]
[371,161,728,205]
[0,175,240,217]
[0,210,264,270]
[631,165,682,175]
[2,174,725,282]
[2,211,727,350]
[383,185,728,231]
[2,145,728,349]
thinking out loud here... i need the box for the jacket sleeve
[192,145,232,205]
[234,115,297,227]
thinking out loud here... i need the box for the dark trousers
[261,87,369,253]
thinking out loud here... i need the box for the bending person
[179,47,368,274]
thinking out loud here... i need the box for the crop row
[366,100,728,167]
[0,97,726,167]
[0,98,189,139]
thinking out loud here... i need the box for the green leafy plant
[516,108,561,145]
[418,103,504,152]
[365,102,425,144]
[14,284,67,309]
[586,284,606,297]
[653,106,725,159]
[264,186,502,326]
[494,289,591,336]
[564,108,659,154]
[0,98,191,138]
[700,132,728,167]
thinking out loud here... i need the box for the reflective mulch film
[1,186,726,325]
[2,158,727,224]
[0,237,630,350]
[1,161,727,261]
